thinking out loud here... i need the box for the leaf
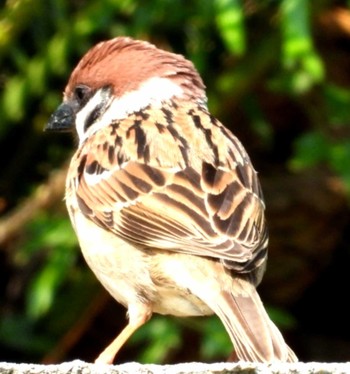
[27,57,47,95]
[47,35,69,75]
[266,305,297,329]
[129,315,181,363]
[2,76,27,122]
[281,0,312,62]
[324,84,350,126]
[290,131,329,170]
[22,215,77,319]
[280,0,324,92]
[200,317,231,359]
[26,244,76,319]
[214,0,245,55]
[329,140,350,195]
[0,314,53,354]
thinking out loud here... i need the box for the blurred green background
[1,0,350,364]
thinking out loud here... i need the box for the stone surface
[1,361,350,374]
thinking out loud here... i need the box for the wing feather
[68,102,268,274]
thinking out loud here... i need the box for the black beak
[44,103,75,132]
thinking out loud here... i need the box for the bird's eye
[73,85,91,105]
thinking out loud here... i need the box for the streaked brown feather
[68,101,267,275]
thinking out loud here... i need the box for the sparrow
[45,36,297,364]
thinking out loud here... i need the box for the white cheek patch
[76,77,183,145]
[76,89,108,143]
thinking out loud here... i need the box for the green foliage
[129,316,182,363]
[214,0,245,55]
[0,0,349,364]
[291,131,330,169]
[24,215,77,318]
[0,313,53,355]
[266,305,297,330]
[199,317,232,360]
[280,0,324,93]
[291,84,350,194]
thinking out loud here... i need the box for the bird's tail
[214,279,297,362]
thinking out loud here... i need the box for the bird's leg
[95,323,142,364]
[95,303,152,364]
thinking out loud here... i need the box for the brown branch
[42,291,110,364]
[0,165,68,246]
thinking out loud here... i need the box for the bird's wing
[68,103,268,273]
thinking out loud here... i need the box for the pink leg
[95,304,152,364]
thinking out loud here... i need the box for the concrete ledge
[1,360,350,374]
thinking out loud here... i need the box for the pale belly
[72,209,214,317]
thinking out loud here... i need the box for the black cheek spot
[84,105,102,131]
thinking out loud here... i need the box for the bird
[45,36,297,364]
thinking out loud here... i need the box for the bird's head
[45,37,206,144]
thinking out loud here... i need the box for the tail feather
[213,280,297,362]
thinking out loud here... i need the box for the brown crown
[65,37,206,101]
